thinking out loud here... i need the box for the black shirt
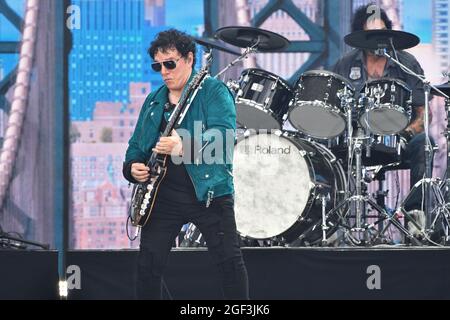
[157,102,198,204]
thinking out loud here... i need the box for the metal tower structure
[204,0,352,82]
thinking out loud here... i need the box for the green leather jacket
[124,72,236,203]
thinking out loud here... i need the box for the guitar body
[130,155,168,227]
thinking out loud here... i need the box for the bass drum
[234,132,347,245]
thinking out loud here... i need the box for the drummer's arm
[404,55,432,136]
[406,106,433,136]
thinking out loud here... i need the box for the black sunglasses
[151,57,182,72]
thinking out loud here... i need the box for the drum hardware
[394,177,448,246]
[321,88,421,246]
[180,223,206,248]
[214,26,290,80]
[330,139,423,246]
[232,68,293,130]
[421,97,450,245]
[320,192,331,246]
[215,26,290,52]
[213,29,293,130]
[344,29,450,246]
[331,133,403,168]
[226,79,240,92]
[271,79,278,91]
[429,180,450,245]
[380,50,446,241]
[441,97,450,244]
[359,78,412,136]
[374,170,389,235]
[343,29,420,51]
[288,70,355,139]
[193,37,241,56]
[214,40,259,80]
[214,27,295,131]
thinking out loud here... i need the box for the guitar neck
[146,69,209,168]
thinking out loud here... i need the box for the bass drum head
[234,133,312,240]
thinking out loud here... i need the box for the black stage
[1,247,449,300]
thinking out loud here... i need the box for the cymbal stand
[382,45,449,236]
[419,97,450,245]
[215,36,260,80]
[428,183,450,245]
[441,97,450,243]
[397,177,449,246]
[338,89,370,243]
[320,193,331,246]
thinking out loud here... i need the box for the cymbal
[193,37,241,56]
[431,82,450,98]
[344,29,420,51]
[215,26,290,52]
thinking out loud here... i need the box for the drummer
[332,4,433,213]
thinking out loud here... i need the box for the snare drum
[235,69,293,130]
[288,70,354,139]
[359,78,412,135]
[330,133,402,167]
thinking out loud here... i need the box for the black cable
[0,232,49,250]
[6,231,23,239]
[0,212,49,250]
[126,215,138,242]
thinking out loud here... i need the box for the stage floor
[1,247,449,300]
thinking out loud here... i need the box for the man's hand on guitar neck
[152,129,184,157]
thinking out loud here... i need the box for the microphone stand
[214,37,260,79]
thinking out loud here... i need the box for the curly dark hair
[352,3,393,32]
[148,29,196,67]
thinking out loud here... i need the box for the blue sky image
[166,0,204,35]
[0,0,25,41]
[0,0,25,78]
[402,0,432,43]
[165,0,433,44]
[0,0,437,82]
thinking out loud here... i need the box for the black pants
[402,133,435,211]
[136,196,249,300]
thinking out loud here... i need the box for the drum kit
[183,26,450,247]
